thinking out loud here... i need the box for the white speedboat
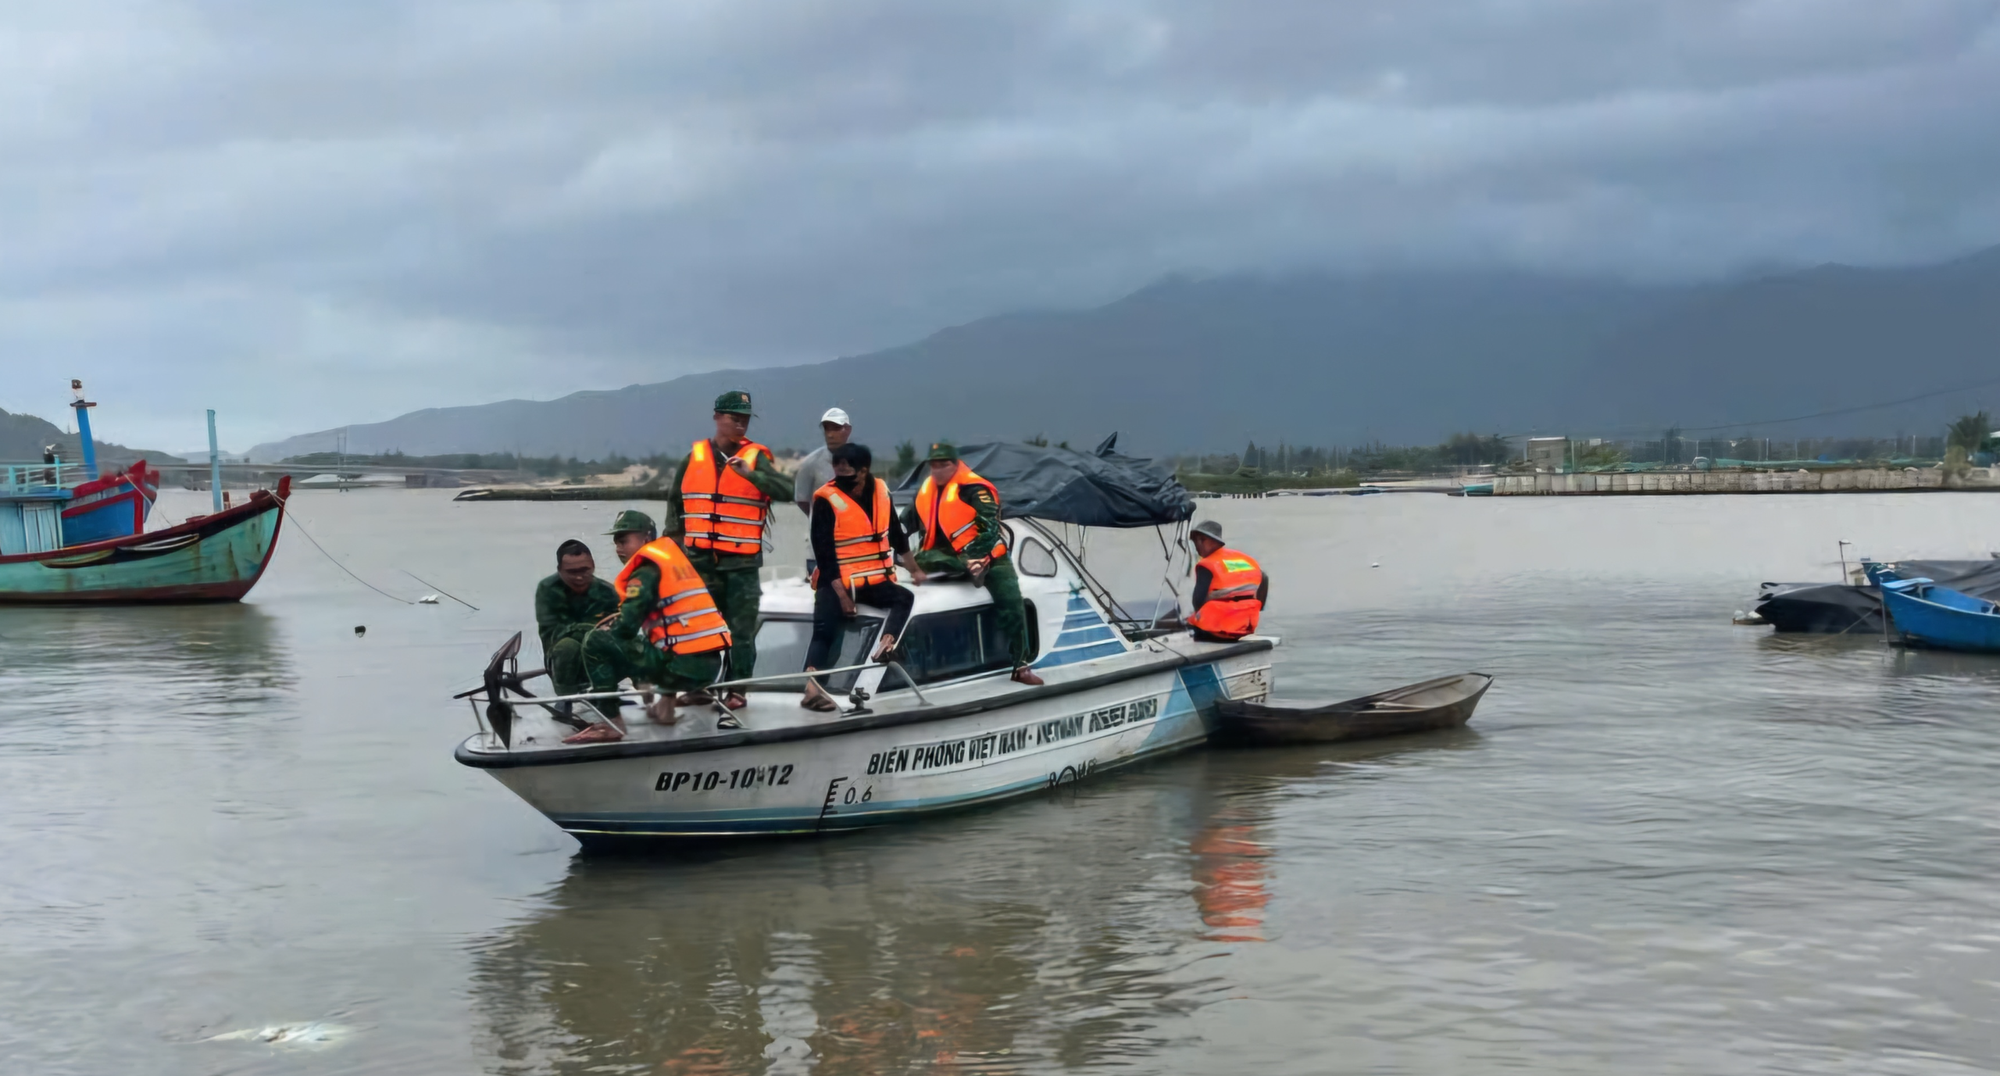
[456,519,1274,845]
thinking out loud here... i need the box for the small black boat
[1213,673,1493,746]
[1754,559,2000,633]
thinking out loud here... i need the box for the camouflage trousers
[546,635,590,697]
[691,564,763,681]
[581,631,724,700]
[913,549,1033,667]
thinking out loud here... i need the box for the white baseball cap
[820,407,852,426]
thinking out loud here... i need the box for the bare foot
[646,696,678,725]
[723,691,749,710]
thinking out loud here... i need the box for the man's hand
[966,556,990,574]
[834,580,856,616]
[591,612,620,630]
[726,455,755,479]
[908,566,928,585]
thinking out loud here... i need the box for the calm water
[5,488,2000,1074]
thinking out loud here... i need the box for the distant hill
[0,408,187,466]
[249,247,2000,460]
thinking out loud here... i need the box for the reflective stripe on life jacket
[1187,548,1263,640]
[913,463,1008,560]
[680,439,772,555]
[813,477,895,590]
[612,538,732,655]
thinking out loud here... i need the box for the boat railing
[2,459,81,495]
[464,658,933,744]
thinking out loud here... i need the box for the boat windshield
[751,614,881,692]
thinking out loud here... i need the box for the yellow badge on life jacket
[1222,558,1255,573]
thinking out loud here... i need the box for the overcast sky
[4,0,1998,451]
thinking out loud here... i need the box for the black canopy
[889,434,1193,529]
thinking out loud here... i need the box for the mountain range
[0,408,185,467]
[248,246,2000,461]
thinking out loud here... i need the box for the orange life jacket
[613,538,732,655]
[1187,547,1263,640]
[813,477,896,590]
[680,438,771,555]
[914,463,1007,560]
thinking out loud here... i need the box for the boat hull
[1212,673,1492,745]
[0,481,287,604]
[459,647,1273,843]
[1882,583,2000,653]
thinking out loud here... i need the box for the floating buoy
[417,594,441,604]
[354,625,366,637]
[1370,561,1380,568]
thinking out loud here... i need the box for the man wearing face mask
[801,443,925,711]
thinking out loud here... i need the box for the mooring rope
[283,509,417,605]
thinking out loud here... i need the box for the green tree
[892,440,918,481]
[1574,441,1630,469]
[1948,411,1991,454]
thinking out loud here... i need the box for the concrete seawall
[1491,468,1972,495]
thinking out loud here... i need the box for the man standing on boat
[663,390,794,709]
[1186,520,1267,642]
[802,443,924,710]
[535,538,620,702]
[906,442,1044,686]
[792,407,852,517]
[573,510,736,743]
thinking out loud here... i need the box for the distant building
[1527,437,1570,473]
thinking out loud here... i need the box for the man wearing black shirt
[803,443,923,709]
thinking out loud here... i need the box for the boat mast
[207,410,223,514]
[69,379,99,480]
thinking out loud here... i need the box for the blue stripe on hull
[1034,641,1127,667]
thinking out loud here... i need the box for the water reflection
[0,604,290,731]
[469,732,1485,1074]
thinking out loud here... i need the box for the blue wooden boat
[1879,576,2000,653]
[0,476,290,603]
[1,383,289,603]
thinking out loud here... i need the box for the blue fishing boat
[1878,576,2000,653]
[0,384,289,604]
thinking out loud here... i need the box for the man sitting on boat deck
[802,443,924,711]
[1186,520,1267,643]
[571,510,737,743]
[663,390,795,710]
[903,442,1044,686]
[534,538,620,704]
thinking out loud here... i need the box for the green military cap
[713,390,755,416]
[927,441,959,462]
[605,509,657,536]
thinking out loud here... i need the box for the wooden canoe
[1212,672,1493,746]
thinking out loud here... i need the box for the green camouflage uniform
[904,474,1033,668]
[534,573,620,696]
[581,556,724,701]
[662,441,794,681]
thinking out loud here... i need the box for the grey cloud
[2,0,1998,449]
